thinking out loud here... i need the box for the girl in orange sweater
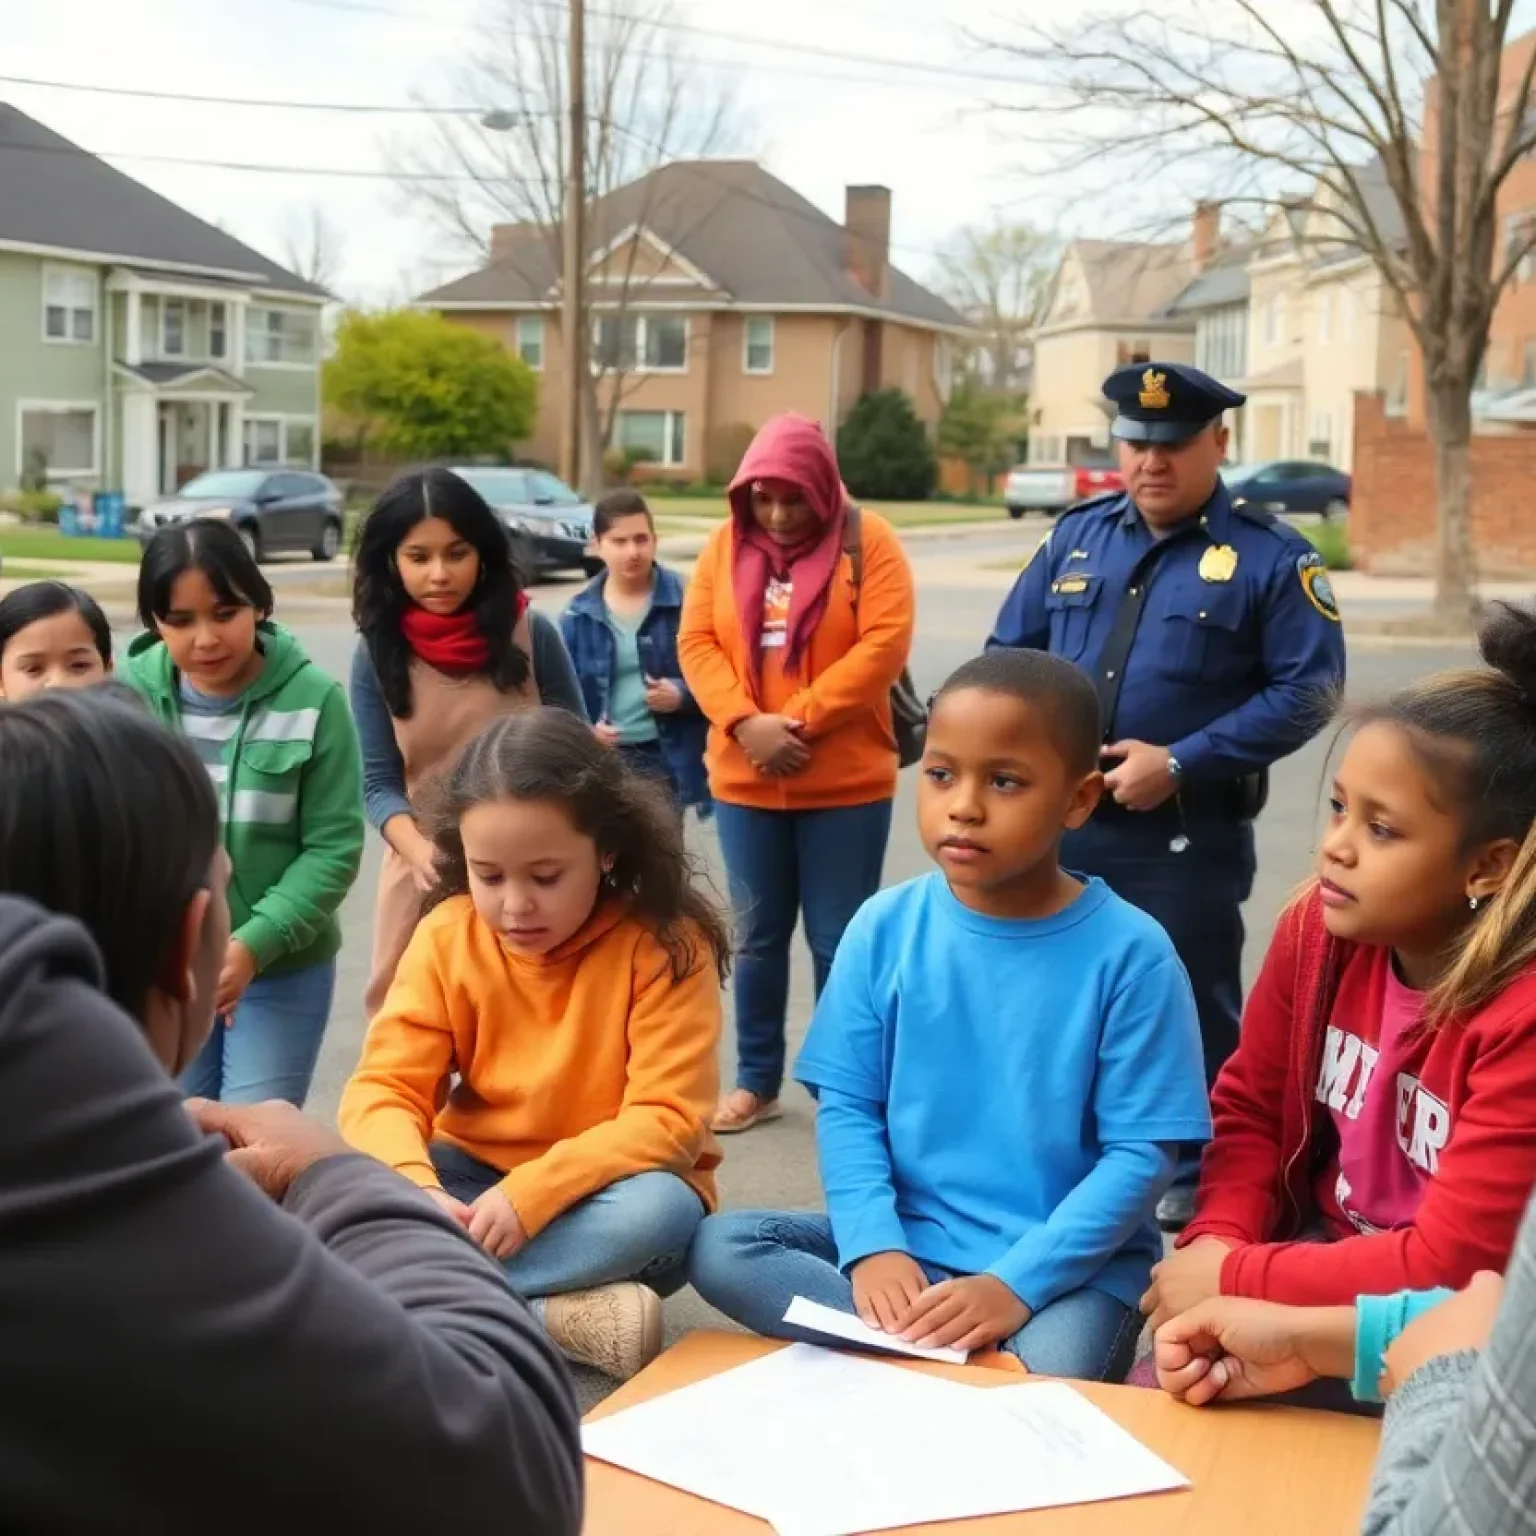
[340,707,728,1382]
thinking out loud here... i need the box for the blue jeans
[714,799,893,1100]
[689,1210,1141,1383]
[431,1142,706,1299]
[179,959,336,1107]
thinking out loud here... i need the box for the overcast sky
[2,0,1051,303]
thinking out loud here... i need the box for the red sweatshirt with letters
[1178,885,1536,1304]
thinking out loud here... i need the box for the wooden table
[583,1331,1382,1535]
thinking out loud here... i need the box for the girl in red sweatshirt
[1143,601,1536,1327]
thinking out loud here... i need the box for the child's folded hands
[898,1275,1030,1354]
[851,1251,929,1333]
[1141,1238,1232,1331]
[464,1186,529,1261]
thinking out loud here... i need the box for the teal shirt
[1353,1288,1454,1402]
[604,602,658,744]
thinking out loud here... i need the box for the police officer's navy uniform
[988,363,1346,1209]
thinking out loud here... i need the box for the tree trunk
[1426,373,1479,628]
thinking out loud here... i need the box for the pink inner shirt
[1324,960,1434,1235]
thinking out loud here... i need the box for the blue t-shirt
[794,873,1212,1311]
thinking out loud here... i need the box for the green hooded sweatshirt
[123,622,365,977]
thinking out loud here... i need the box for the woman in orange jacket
[679,412,916,1134]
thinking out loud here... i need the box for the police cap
[1103,362,1247,446]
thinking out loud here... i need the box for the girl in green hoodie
[125,519,365,1106]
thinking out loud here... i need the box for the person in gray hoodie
[0,690,583,1532]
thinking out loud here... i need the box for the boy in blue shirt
[689,649,1211,1379]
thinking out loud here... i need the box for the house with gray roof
[417,161,968,479]
[0,103,326,508]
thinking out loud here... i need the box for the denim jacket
[560,564,711,813]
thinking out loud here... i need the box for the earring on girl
[1469,895,1481,912]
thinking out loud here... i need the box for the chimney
[489,223,521,265]
[1192,200,1221,271]
[845,185,892,300]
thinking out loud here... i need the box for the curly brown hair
[422,707,731,983]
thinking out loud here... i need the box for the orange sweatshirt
[338,895,721,1236]
[678,511,915,809]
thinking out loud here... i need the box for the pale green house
[0,103,327,509]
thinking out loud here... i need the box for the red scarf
[727,413,848,682]
[400,594,526,672]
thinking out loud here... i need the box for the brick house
[417,162,968,481]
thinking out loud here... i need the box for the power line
[278,0,1009,90]
[0,73,492,117]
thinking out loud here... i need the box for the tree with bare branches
[277,204,346,294]
[391,0,747,490]
[979,0,1536,624]
[932,220,1057,391]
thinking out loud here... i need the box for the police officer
[988,362,1346,1229]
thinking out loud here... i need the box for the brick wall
[1350,392,1536,575]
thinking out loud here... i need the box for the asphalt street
[282,531,1475,1408]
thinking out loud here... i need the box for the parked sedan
[135,468,345,561]
[1003,460,1125,518]
[1223,460,1351,520]
[448,466,601,579]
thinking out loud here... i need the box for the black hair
[1350,601,1536,1022]
[137,518,274,628]
[0,581,112,665]
[353,467,531,718]
[424,707,731,982]
[593,489,654,538]
[0,689,221,1018]
[933,649,1102,776]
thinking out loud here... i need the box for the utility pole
[560,0,586,491]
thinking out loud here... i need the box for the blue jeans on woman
[179,959,336,1107]
[431,1142,706,1299]
[713,799,893,1101]
[689,1210,1142,1382]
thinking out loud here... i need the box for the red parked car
[1003,459,1125,519]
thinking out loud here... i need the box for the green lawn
[0,526,142,565]
[641,495,1000,529]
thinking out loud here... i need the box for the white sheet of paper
[581,1343,1189,1536]
[782,1295,969,1364]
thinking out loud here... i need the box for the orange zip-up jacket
[678,511,915,810]
[338,895,721,1236]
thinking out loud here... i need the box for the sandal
[712,1090,783,1134]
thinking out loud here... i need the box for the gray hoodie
[0,897,583,1532]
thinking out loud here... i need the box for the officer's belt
[1092,768,1269,824]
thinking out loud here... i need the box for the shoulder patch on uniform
[1297,551,1341,621]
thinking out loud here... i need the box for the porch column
[121,393,157,508]
[208,402,220,470]
[229,397,247,467]
[125,287,143,366]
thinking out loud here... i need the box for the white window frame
[209,301,229,360]
[515,314,545,371]
[743,316,774,375]
[615,409,687,467]
[162,298,188,358]
[16,399,101,481]
[591,313,689,374]
[245,306,319,369]
[242,413,319,468]
[41,264,99,346]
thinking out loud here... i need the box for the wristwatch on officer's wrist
[1167,754,1184,782]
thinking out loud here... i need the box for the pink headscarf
[727,413,849,680]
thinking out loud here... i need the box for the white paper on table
[582,1344,1189,1536]
[782,1295,968,1364]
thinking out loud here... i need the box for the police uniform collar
[1121,480,1231,534]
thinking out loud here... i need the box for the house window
[744,316,774,374]
[246,307,318,366]
[210,302,228,360]
[591,314,688,372]
[1387,351,1410,416]
[285,420,316,467]
[1196,305,1247,379]
[243,418,284,465]
[1316,290,1332,343]
[1307,408,1333,460]
[616,409,686,467]
[515,315,544,370]
[42,266,97,344]
[19,403,98,479]
[162,299,187,358]
[1506,212,1536,282]
[1029,434,1062,465]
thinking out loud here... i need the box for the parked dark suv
[135,468,345,561]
